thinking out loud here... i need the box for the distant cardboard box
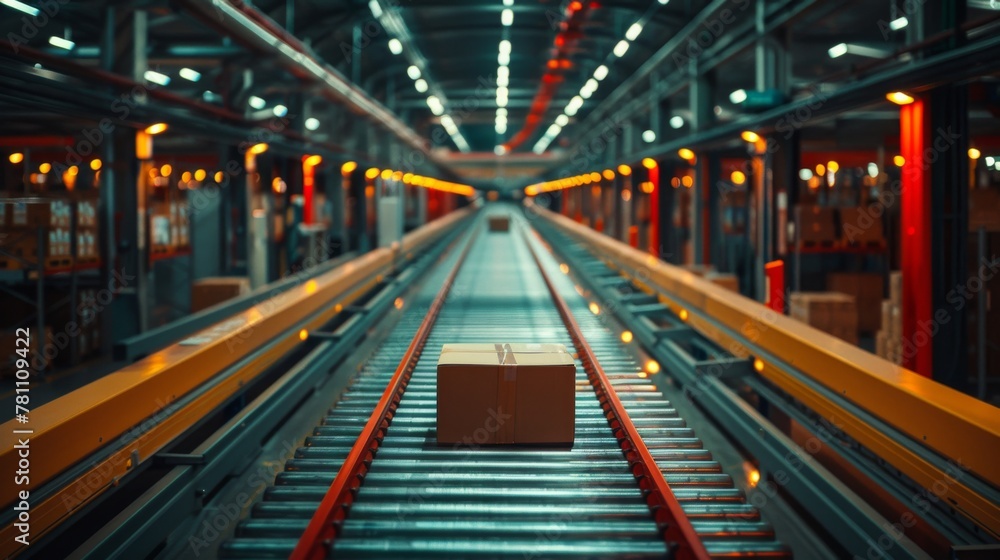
[437,343,575,446]
[488,216,510,232]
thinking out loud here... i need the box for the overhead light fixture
[407,65,421,80]
[144,122,169,135]
[678,148,695,161]
[613,40,630,57]
[426,95,444,115]
[179,68,201,82]
[741,130,760,143]
[565,95,584,116]
[593,65,609,81]
[669,116,684,129]
[144,70,171,86]
[368,0,383,18]
[48,36,75,50]
[729,89,748,104]
[305,117,320,131]
[388,38,403,55]
[828,43,849,58]
[495,121,507,134]
[249,143,268,155]
[1,0,39,16]
[969,148,981,160]
[202,90,222,103]
[503,0,514,5]
[8,152,24,164]
[799,168,813,181]
[501,8,513,26]
[626,23,643,41]
[498,50,510,66]
[886,91,915,105]
[642,130,656,143]
[248,95,266,109]
[496,108,508,117]
[499,39,511,54]
[986,156,995,167]
[555,114,569,126]
[495,145,507,156]
[272,104,288,117]
[414,79,429,93]
[889,17,908,31]
[657,0,670,4]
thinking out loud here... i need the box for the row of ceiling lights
[532,0,671,154]
[495,0,515,155]
[525,159,662,196]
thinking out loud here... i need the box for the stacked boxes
[191,277,251,312]
[789,292,858,344]
[794,205,838,246]
[437,343,575,445]
[76,194,100,264]
[827,272,884,334]
[150,200,191,252]
[488,215,510,232]
[876,272,903,364]
[2,200,74,269]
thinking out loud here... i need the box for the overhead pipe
[177,0,433,160]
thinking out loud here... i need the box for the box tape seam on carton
[497,343,516,444]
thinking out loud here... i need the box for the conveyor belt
[219,212,790,559]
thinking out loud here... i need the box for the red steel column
[900,99,933,377]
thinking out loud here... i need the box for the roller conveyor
[219,213,790,559]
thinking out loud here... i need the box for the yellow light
[38,162,52,174]
[160,164,172,177]
[815,163,826,176]
[341,161,358,175]
[645,360,660,374]
[621,331,633,343]
[559,263,569,274]
[590,172,601,182]
[617,164,632,176]
[621,189,632,202]
[893,155,905,167]
[637,371,648,379]
[67,165,78,176]
[741,131,760,143]
[145,122,169,135]
[271,177,285,193]
[754,358,765,372]
[671,177,681,188]
[394,297,404,309]
[214,171,224,183]
[525,186,538,196]
[9,153,24,164]
[640,181,655,194]
[305,279,318,294]
[679,309,689,321]
[827,161,840,173]
[249,143,268,155]
[181,171,192,182]
[380,169,392,180]
[90,159,102,171]
[748,468,761,487]
[602,169,615,181]
[886,91,915,105]
[304,155,322,167]
[403,172,414,184]
[589,302,600,315]
[678,148,696,161]
[194,169,206,181]
[298,329,308,341]
[335,303,343,313]
[968,148,981,160]
[730,171,746,185]
[681,176,693,188]
[365,167,380,180]
[641,157,657,169]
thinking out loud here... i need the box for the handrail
[0,208,475,558]
[531,202,1000,538]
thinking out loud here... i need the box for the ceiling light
[642,130,656,143]
[986,156,995,167]
[799,168,813,181]
[407,65,421,79]
[144,70,171,86]
[145,123,168,135]
[886,91,915,105]
[426,95,444,115]
[388,38,403,55]
[613,40,630,57]
[368,0,383,18]
[495,121,507,134]
[593,65,609,81]
[48,36,75,50]
[497,108,508,117]
[179,67,201,82]
[202,90,221,103]
[867,163,879,178]
[828,43,849,58]
[497,73,509,87]
[248,95,266,109]
[498,51,510,66]
[499,39,511,54]
[501,8,513,26]
[657,0,670,4]
[495,145,507,155]
[626,23,643,41]
[730,89,748,104]
[669,116,684,129]
[889,17,908,31]
[503,0,514,5]
[414,79,429,93]
[1,0,39,16]
[555,114,569,126]
[272,104,288,117]
[584,78,598,92]
[969,148,981,160]
[546,124,562,137]
[741,130,760,143]
[305,117,320,131]
[498,66,509,79]
[565,95,584,116]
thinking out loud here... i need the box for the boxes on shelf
[8,200,72,229]
[488,215,510,232]
[789,292,858,344]
[838,207,885,246]
[437,343,575,445]
[794,205,837,246]
[827,272,884,334]
[705,272,739,293]
[889,271,903,307]
[191,277,251,312]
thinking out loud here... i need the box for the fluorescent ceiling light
[555,114,569,126]
[626,23,643,41]
[272,104,288,117]
[494,145,507,155]
[305,117,320,131]
[248,95,266,109]
[388,38,403,55]
[565,95,584,116]
[48,36,75,50]
[1,0,39,16]
[828,43,849,58]
[499,39,511,54]
[497,108,508,117]
[669,116,684,129]
[642,130,656,143]
[729,89,747,104]
[501,8,513,26]
[179,68,201,82]
[426,95,444,115]
[498,51,510,66]
[414,79,429,92]
[889,17,908,31]
[593,65,609,81]
[144,70,171,86]
[613,40,629,57]
[368,0,383,18]
[407,65,421,79]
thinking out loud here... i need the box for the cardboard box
[828,273,884,333]
[437,343,575,445]
[795,205,837,245]
[789,292,857,343]
[191,277,250,312]
[705,272,739,293]
[488,216,510,232]
[889,271,902,306]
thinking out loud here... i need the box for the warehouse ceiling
[1,0,1000,187]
